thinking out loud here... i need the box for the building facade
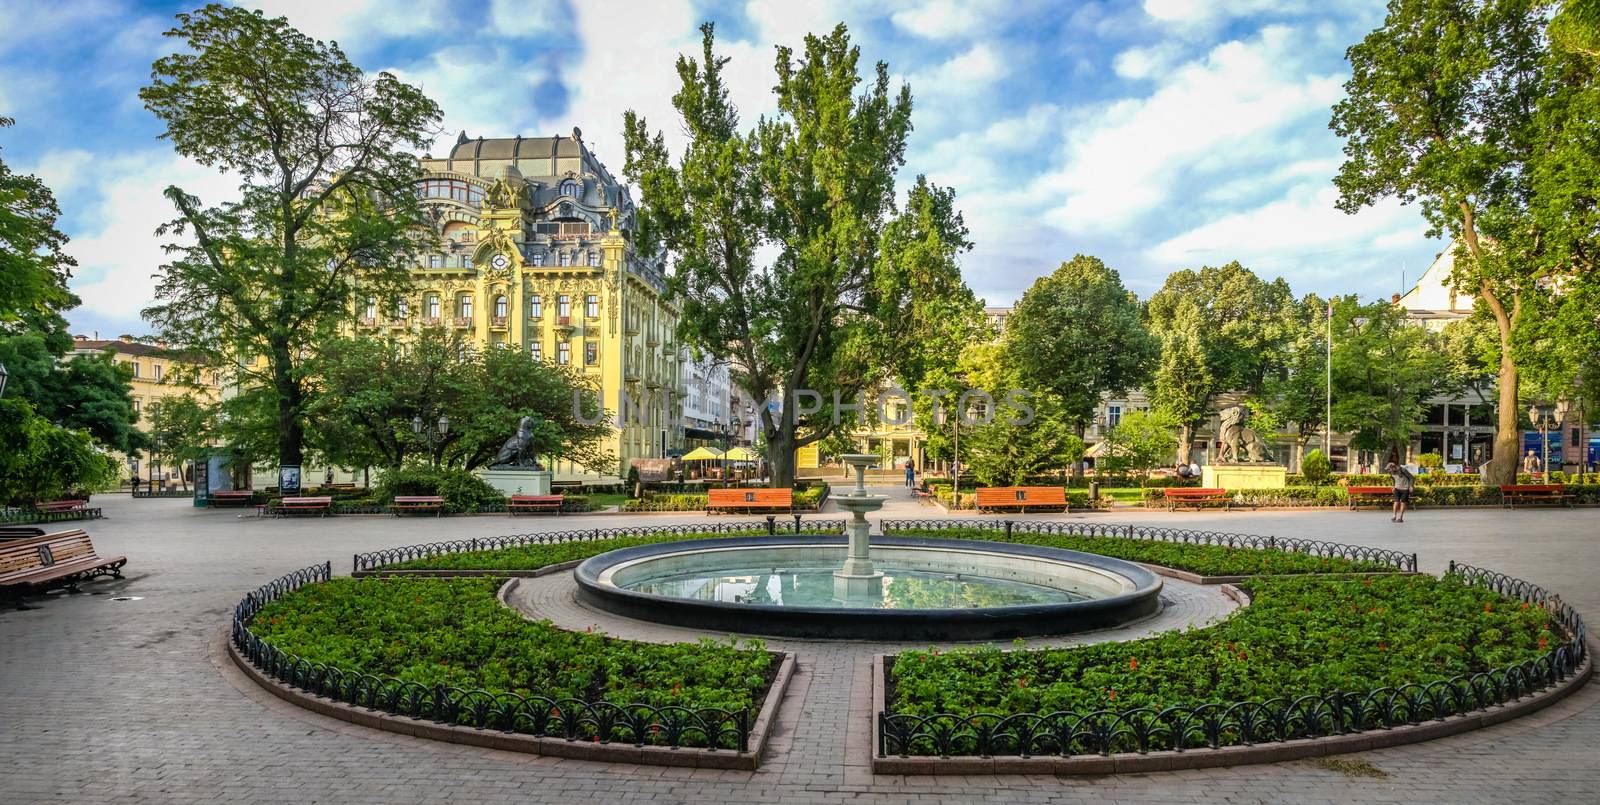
[70,335,223,482]
[379,131,686,480]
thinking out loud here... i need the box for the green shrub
[376,466,504,513]
[390,529,772,571]
[621,493,708,511]
[889,574,1558,718]
[1139,475,1201,488]
[1416,452,1444,470]
[1301,450,1331,486]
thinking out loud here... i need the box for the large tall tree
[1002,255,1155,477]
[1330,299,1456,463]
[1331,0,1557,485]
[624,23,969,487]
[140,4,442,467]
[1260,294,1334,470]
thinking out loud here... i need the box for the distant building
[70,334,223,481]
[681,353,732,448]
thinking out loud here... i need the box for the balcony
[422,317,442,327]
[490,316,509,329]
[554,315,575,334]
[388,319,409,328]
[453,316,473,328]
[359,317,377,327]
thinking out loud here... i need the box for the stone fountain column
[832,454,887,601]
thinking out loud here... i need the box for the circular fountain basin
[573,536,1163,640]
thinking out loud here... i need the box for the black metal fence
[877,562,1586,758]
[231,562,752,751]
[880,518,1419,572]
[353,517,850,573]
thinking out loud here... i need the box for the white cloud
[242,0,454,51]
[20,149,96,198]
[890,0,981,39]
[488,0,559,38]
[0,0,120,52]
[1111,42,1185,80]
[387,44,555,154]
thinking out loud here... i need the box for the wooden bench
[1,529,126,607]
[911,486,934,503]
[973,486,1069,513]
[32,499,102,522]
[389,495,445,516]
[508,494,565,515]
[707,487,792,514]
[1500,484,1574,509]
[209,490,255,507]
[1163,487,1231,511]
[271,496,333,517]
[1346,486,1395,510]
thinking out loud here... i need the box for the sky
[0,0,1448,339]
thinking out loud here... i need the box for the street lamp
[412,414,450,464]
[1526,403,1567,482]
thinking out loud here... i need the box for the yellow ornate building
[371,130,686,479]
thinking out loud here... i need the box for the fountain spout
[833,454,887,600]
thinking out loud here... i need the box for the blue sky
[0,0,1446,339]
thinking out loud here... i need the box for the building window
[530,295,542,318]
[1107,405,1122,429]
[585,341,598,365]
[416,179,485,205]
[425,294,440,319]
[530,251,544,266]
[585,294,598,318]
[560,179,580,198]
[587,251,600,266]
[153,364,163,381]
[131,362,140,378]
[428,254,443,269]
[557,295,570,317]
[559,250,571,267]
[364,297,377,320]
[493,295,508,318]
[557,342,571,365]
[461,254,473,269]
[530,341,542,362]
[396,298,409,319]
[457,294,473,318]
[132,398,141,414]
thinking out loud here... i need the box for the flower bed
[881,524,1397,577]
[247,574,777,742]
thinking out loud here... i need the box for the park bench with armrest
[389,495,445,516]
[31,499,102,522]
[209,490,255,507]
[272,496,333,517]
[0,529,126,607]
[1163,487,1231,511]
[1500,484,1574,508]
[508,494,565,515]
[973,486,1069,513]
[707,487,792,514]
[1345,486,1395,510]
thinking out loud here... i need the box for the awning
[725,447,761,462]
[683,426,725,441]
[1084,440,1118,458]
[681,446,725,461]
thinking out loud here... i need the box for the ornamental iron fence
[353,517,850,573]
[879,518,1418,573]
[231,562,751,751]
[877,562,1585,758]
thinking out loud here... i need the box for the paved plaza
[2,492,1597,804]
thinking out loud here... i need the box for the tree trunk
[1071,422,1086,481]
[271,338,305,467]
[1175,422,1195,465]
[1487,347,1520,485]
[768,428,797,489]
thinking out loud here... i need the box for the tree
[146,395,219,489]
[0,116,76,330]
[1330,300,1454,462]
[1003,255,1155,476]
[1331,0,1553,485]
[0,398,120,505]
[140,4,443,468]
[1301,448,1332,485]
[624,23,965,487]
[1097,409,1180,479]
[1146,263,1293,463]
[1260,294,1332,470]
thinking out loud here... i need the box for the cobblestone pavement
[1,492,1597,804]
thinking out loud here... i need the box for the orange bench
[271,496,333,517]
[1,529,126,607]
[509,494,565,515]
[1163,487,1231,511]
[1500,484,1573,508]
[390,495,445,516]
[973,487,1068,513]
[707,487,792,514]
[1345,486,1394,509]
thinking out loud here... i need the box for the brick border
[870,635,1593,774]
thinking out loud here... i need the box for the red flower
[1484,603,1493,613]
[1538,636,1550,650]
[1128,658,1138,670]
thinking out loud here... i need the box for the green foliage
[621,493,709,512]
[391,530,771,571]
[1003,255,1155,430]
[1096,410,1178,477]
[0,336,144,454]
[890,575,1557,717]
[886,526,1390,576]
[1330,299,1454,460]
[0,116,77,329]
[624,23,967,487]
[1301,449,1332,485]
[374,466,502,513]
[1416,452,1445,470]
[0,398,121,505]
[139,4,443,467]
[250,576,775,722]
[146,394,218,486]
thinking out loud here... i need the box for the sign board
[192,460,209,507]
[278,464,302,494]
[630,458,674,482]
[796,444,819,469]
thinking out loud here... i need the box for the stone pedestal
[480,468,553,497]
[1202,463,1287,490]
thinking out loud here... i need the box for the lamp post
[1527,403,1566,482]
[412,414,450,466]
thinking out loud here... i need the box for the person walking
[1385,461,1415,523]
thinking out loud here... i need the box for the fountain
[831,454,888,602]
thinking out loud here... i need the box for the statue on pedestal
[1217,404,1273,463]
[491,415,544,470]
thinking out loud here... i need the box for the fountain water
[831,454,889,601]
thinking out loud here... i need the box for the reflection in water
[623,563,1087,609]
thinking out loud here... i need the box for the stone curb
[1141,565,1420,585]
[226,629,795,770]
[352,559,584,579]
[869,635,1593,775]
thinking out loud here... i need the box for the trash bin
[1089,481,1100,500]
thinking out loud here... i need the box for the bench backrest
[708,487,793,506]
[280,496,333,504]
[0,530,95,579]
[1501,484,1564,493]
[393,495,444,503]
[974,487,1067,505]
[1165,488,1226,496]
[37,499,87,510]
[510,494,564,502]
[1346,486,1394,494]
